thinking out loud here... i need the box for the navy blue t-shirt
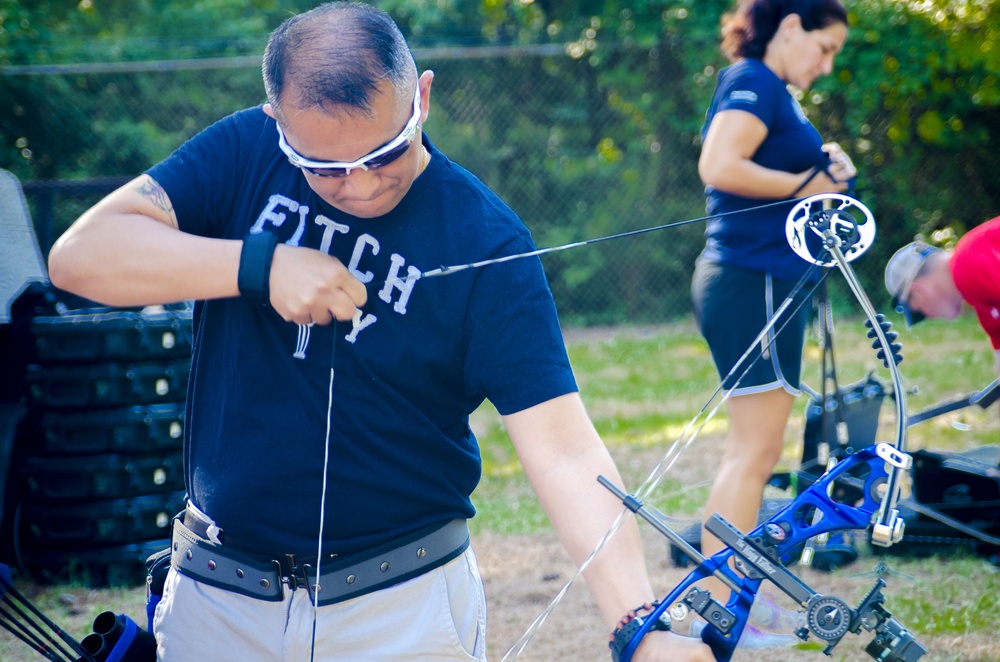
[700,58,828,280]
[147,106,577,555]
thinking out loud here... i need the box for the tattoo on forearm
[137,179,178,227]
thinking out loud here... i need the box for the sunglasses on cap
[275,85,421,178]
[890,243,938,327]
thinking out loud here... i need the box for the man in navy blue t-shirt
[49,3,711,661]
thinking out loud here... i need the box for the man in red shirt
[885,216,1000,376]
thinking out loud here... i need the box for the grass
[3,308,998,660]
[472,310,999,535]
[470,309,1000,660]
[891,558,1000,634]
[475,310,999,660]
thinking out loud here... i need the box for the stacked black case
[884,446,1000,559]
[8,303,191,586]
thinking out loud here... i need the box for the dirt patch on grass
[472,366,999,662]
[475,525,1000,661]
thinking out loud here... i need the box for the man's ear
[263,103,277,120]
[907,279,928,308]
[417,70,434,124]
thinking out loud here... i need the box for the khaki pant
[153,547,487,661]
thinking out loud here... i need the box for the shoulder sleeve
[952,219,1000,349]
[461,232,578,416]
[973,307,1000,350]
[714,63,780,126]
[146,108,266,239]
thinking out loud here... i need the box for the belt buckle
[282,553,310,592]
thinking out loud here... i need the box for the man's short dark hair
[263,2,416,120]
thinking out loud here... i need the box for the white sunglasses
[275,86,421,178]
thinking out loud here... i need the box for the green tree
[3,0,999,322]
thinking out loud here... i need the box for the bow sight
[604,195,926,662]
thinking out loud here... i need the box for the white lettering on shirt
[251,195,309,246]
[379,254,420,315]
[345,308,378,344]
[255,195,423,355]
[315,215,349,254]
[294,323,311,359]
[349,234,380,284]
[730,90,758,104]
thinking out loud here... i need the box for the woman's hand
[793,142,857,198]
[822,142,857,183]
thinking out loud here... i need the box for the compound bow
[603,194,925,662]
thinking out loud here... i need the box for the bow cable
[409,194,869,659]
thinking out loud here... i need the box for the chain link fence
[5,40,998,326]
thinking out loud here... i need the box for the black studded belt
[170,515,470,606]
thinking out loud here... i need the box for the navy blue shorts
[691,259,812,395]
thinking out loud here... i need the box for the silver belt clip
[186,500,223,545]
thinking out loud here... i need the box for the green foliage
[2,0,999,323]
[0,0,279,65]
[404,0,1000,320]
[834,0,1000,269]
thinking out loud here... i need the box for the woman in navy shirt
[691,0,855,606]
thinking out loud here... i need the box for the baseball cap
[884,241,941,327]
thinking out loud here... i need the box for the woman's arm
[699,109,851,199]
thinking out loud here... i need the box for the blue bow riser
[619,445,895,662]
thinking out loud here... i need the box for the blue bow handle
[611,443,922,662]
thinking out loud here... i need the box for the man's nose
[338,167,381,197]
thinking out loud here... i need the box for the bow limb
[799,197,908,547]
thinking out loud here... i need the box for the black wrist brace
[237,231,281,306]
